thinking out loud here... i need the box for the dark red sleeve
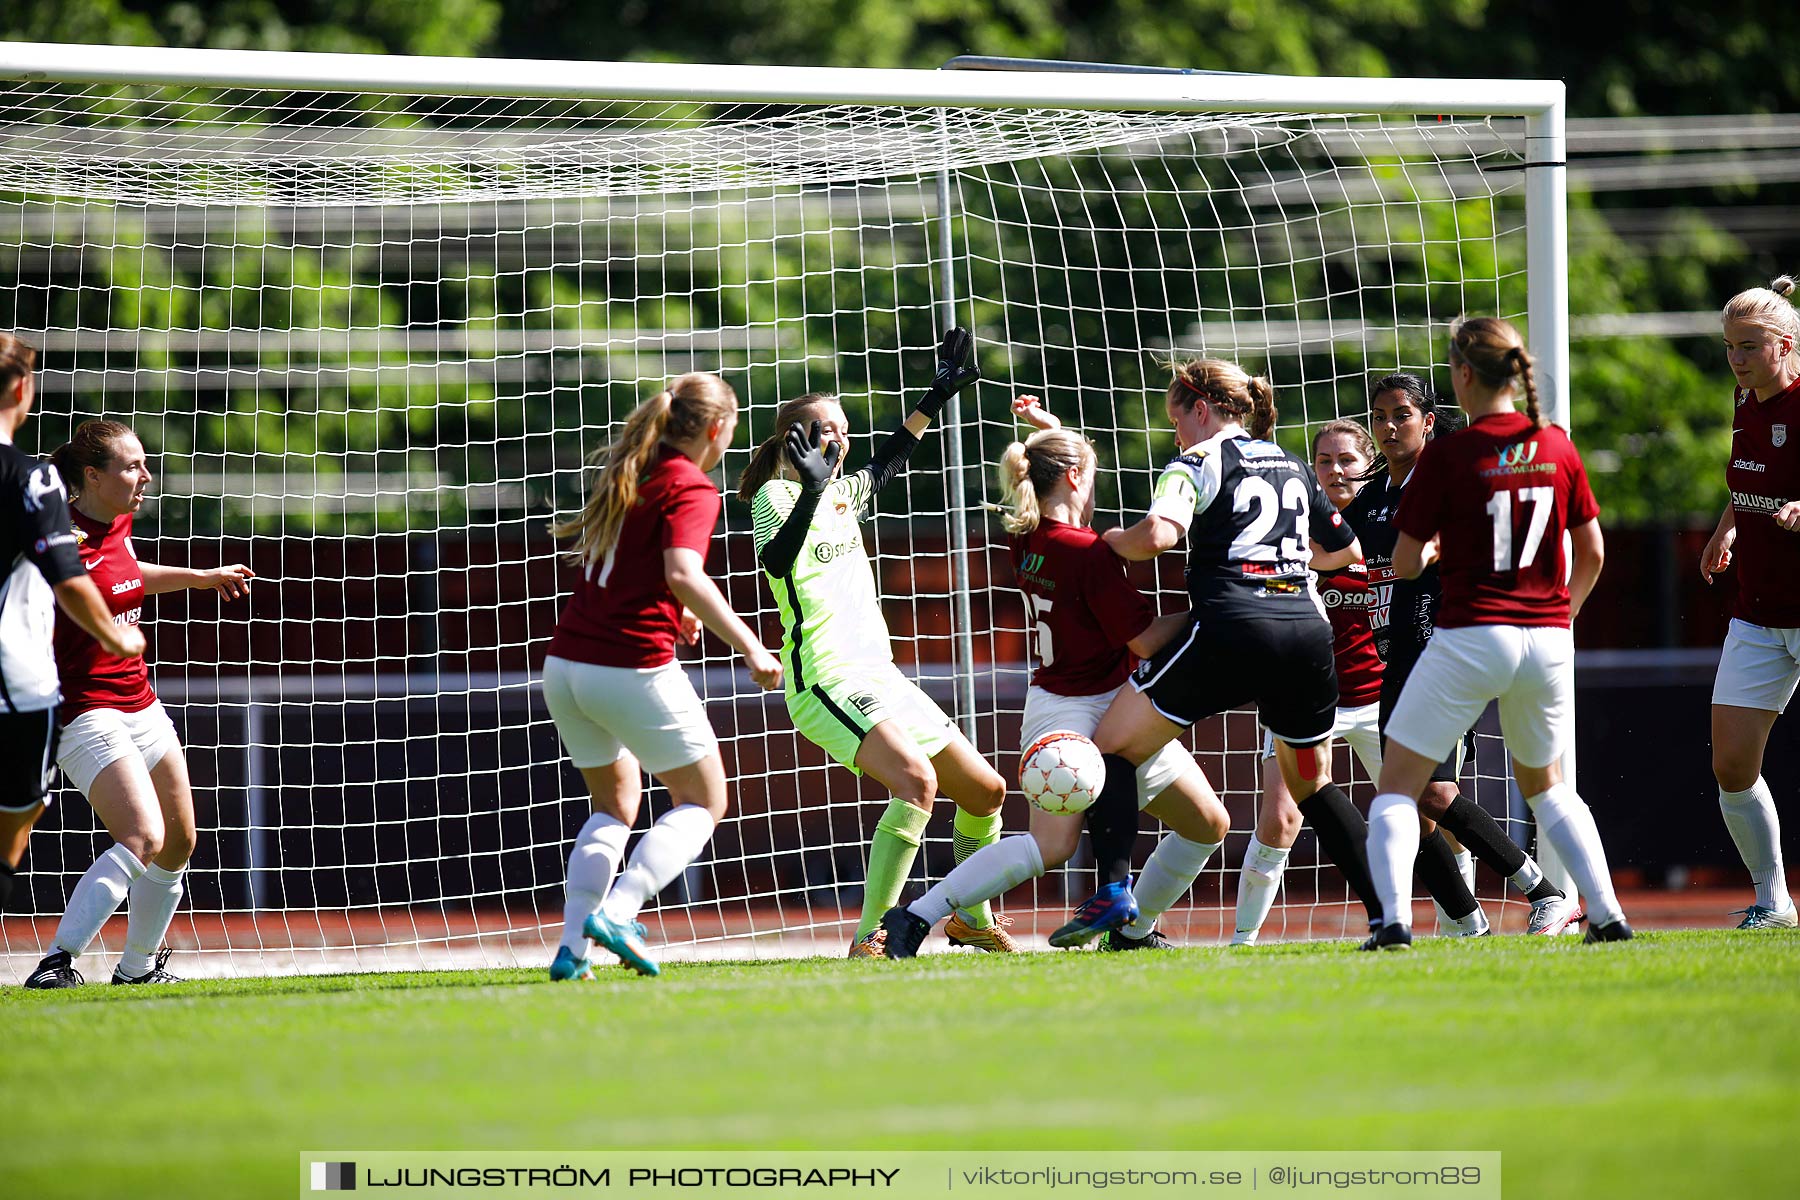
[660,476,722,556]
[1393,441,1448,543]
[1565,439,1601,527]
[1083,539,1155,647]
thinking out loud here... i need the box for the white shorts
[1712,619,1800,714]
[1385,624,1573,770]
[542,655,718,775]
[1261,700,1383,781]
[56,700,182,798]
[1020,684,1199,809]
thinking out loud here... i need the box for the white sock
[1123,835,1219,938]
[1367,793,1420,930]
[54,844,145,958]
[1719,778,1790,912]
[908,835,1044,926]
[117,862,186,978]
[1433,849,1479,933]
[1232,836,1290,945]
[1535,835,1577,897]
[1455,847,1476,893]
[601,804,717,923]
[1445,907,1490,937]
[1509,858,1545,896]
[560,812,630,955]
[1528,783,1625,928]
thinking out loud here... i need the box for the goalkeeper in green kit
[737,330,1014,957]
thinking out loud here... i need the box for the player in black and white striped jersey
[0,333,146,913]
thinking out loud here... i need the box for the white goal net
[0,52,1556,975]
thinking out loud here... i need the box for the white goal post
[0,42,1568,975]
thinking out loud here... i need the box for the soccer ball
[1018,730,1107,815]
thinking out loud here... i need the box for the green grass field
[4,930,1795,1199]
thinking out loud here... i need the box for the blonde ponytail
[996,426,1096,535]
[552,373,737,566]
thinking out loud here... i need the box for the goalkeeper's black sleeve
[757,488,825,578]
[858,426,921,496]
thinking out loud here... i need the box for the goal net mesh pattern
[0,78,1531,974]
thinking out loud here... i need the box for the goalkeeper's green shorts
[786,663,956,774]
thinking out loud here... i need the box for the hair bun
[1773,275,1797,299]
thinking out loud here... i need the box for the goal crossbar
[0,41,1562,117]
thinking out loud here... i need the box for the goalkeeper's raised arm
[734,329,1011,959]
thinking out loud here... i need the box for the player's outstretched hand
[205,563,256,599]
[919,327,979,417]
[1776,500,1800,534]
[745,645,783,691]
[1700,524,1736,583]
[1013,394,1061,431]
[783,420,843,495]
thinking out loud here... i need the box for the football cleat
[1527,894,1585,936]
[847,927,887,959]
[1442,908,1492,938]
[23,949,84,989]
[1098,927,1174,952]
[944,912,1018,953]
[1358,923,1413,952]
[112,947,183,985]
[548,945,596,982]
[1583,917,1635,943]
[1229,931,1259,947]
[1731,903,1798,930]
[880,907,931,959]
[583,911,660,977]
[1048,879,1140,948]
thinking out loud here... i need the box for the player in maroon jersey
[1363,317,1630,949]
[22,419,254,988]
[1233,420,1390,944]
[1699,277,1800,929]
[542,373,782,980]
[878,395,1231,957]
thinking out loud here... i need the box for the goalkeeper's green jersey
[751,471,894,694]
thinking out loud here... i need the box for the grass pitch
[4,930,1795,1199]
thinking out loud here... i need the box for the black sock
[1437,794,1528,878]
[1085,754,1141,888]
[1296,782,1380,923]
[0,859,14,911]
[1417,829,1480,920]
[1524,877,1565,903]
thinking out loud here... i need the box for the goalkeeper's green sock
[857,799,932,939]
[951,808,1004,929]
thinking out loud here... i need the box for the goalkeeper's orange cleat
[847,928,887,959]
[945,912,1019,953]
